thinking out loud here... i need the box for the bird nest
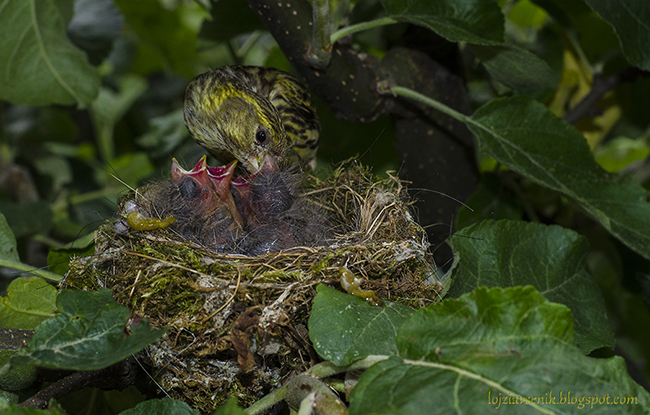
[62,160,443,413]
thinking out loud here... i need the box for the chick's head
[170,157,243,232]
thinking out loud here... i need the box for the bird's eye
[255,128,270,145]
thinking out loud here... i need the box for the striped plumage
[184,66,320,172]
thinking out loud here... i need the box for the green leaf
[121,398,199,415]
[0,350,37,391]
[595,136,650,173]
[0,277,57,330]
[309,285,414,366]
[67,0,124,65]
[466,96,650,261]
[113,0,199,78]
[447,220,613,353]
[508,0,548,29]
[213,397,247,415]
[91,74,148,161]
[399,286,574,358]
[583,0,650,70]
[0,214,63,283]
[0,201,52,239]
[469,44,558,98]
[32,155,72,189]
[380,0,504,45]
[91,75,148,128]
[199,0,264,41]
[47,234,95,277]
[0,0,100,107]
[0,213,19,263]
[11,289,165,371]
[137,109,188,157]
[0,402,67,414]
[474,225,614,351]
[349,286,650,415]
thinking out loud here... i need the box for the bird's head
[184,78,289,174]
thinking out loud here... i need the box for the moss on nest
[63,161,443,413]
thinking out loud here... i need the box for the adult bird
[184,66,320,173]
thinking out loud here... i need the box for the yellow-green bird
[184,66,320,173]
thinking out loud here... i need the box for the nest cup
[63,160,443,413]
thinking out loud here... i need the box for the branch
[309,0,332,67]
[245,0,389,121]
[20,359,137,409]
[564,67,647,125]
[0,328,33,351]
[563,73,621,125]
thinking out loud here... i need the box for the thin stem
[307,355,389,378]
[236,31,264,60]
[31,234,65,250]
[313,0,331,50]
[245,386,287,415]
[331,17,399,43]
[245,356,388,414]
[310,0,332,66]
[69,187,121,204]
[97,123,115,164]
[563,69,632,125]
[390,86,469,123]
[324,378,346,392]
[0,259,63,283]
[566,30,593,77]
[307,361,346,378]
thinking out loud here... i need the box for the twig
[309,0,332,67]
[330,17,399,43]
[202,267,242,323]
[564,67,646,125]
[0,259,63,283]
[20,359,136,409]
[0,328,34,351]
[563,73,621,125]
[119,249,229,285]
[245,386,287,415]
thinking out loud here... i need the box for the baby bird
[124,157,243,252]
[171,156,243,229]
[119,155,330,255]
[232,154,330,255]
[168,157,244,251]
[184,66,320,173]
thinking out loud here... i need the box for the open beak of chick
[207,160,244,227]
[170,156,244,230]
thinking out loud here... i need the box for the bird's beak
[207,160,237,196]
[260,153,278,173]
[207,160,244,229]
[247,151,265,174]
[247,151,279,176]
[171,156,207,184]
